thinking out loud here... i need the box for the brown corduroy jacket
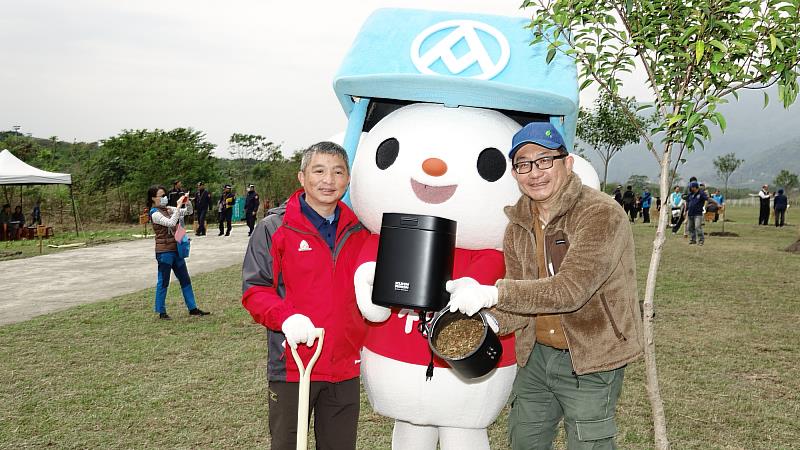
[492,173,644,375]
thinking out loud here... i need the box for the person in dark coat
[244,184,260,236]
[622,185,636,222]
[167,180,186,207]
[193,182,212,236]
[774,189,788,227]
[612,185,623,206]
[218,184,236,236]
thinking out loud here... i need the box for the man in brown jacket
[447,122,643,449]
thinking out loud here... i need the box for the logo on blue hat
[410,20,510,80]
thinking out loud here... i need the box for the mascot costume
[331,9,599,449]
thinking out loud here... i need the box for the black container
[372,213,456,311]
[428,308,503,379]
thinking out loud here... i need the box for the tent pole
[69,185,79,237]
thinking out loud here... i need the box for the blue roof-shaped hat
[333,8,579,149]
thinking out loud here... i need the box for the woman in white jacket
[147,184,210,320]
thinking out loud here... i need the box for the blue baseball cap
[509,122,567,160]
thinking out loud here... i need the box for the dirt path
[0,226,251,326]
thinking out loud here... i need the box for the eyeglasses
[512,154,568,174]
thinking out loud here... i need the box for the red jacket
[242,189,370,383]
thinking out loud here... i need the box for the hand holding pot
[281,314,318,349]
[446,277,498,316]
[354,262,391,323]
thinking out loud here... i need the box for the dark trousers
[642,207,650,223]
[759,201,770,225]
[246,211,256,234]
[196,209,208,235]
[218,209,232,235]
[775,208,786,227]
[268,378,360,450]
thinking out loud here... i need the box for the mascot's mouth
[410,178,457,204]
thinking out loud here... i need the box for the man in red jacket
[241,141,369,450]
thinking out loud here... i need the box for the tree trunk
[602,158,610,192]
[642,143,671,449]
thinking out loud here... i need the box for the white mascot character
[330,7,599,449]
[350,103,598,449]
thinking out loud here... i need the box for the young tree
[578,92,648,190]
[525,1,800,447]
[713,153,744,232]
[774,169,799,191]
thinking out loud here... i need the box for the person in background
[641,189,652,223]
[10,205,25,240]
[244,184,260,236]
[241,142,369,450]
[167,180,186,207]
[612,185,623,206]
[669,186,685,232]
[711,189,725,222]
[193,182,212,236]
[218,184,235,236]
[1,204,11,240]
[685,181,707,245]
[756,184,771,225]
[774,189,788,227]
[31,200,42,226]
[146,185,210,320]
[622,185,636,222]
[446,122,643,449]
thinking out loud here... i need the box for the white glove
[281,314,317,349]
[446,277,498,316]
[354,262,391,323]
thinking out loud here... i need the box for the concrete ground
[0,225,251,326]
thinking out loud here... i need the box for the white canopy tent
[0,149,79,236]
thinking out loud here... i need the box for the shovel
[290,328,325,450]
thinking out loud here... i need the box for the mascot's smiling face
[350,103,522,250]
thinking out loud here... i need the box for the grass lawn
[1,206,798,449]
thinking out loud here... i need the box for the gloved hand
[281,314,317,349]
[446,277,498,316]
[354,262,391,323]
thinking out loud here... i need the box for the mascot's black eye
[476,147,506,182]
[375,138,399,170]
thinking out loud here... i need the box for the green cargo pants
[509,343,625,450]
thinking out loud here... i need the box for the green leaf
[668,114,684,126]
[763,92,769,108]
[579,79,594,90]
[546,48,557,64]
[716,113,727,132]
[709,39,728,52]
[769,34,777,52]
[695,41,705,64]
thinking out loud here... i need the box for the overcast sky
[0,0,652,158]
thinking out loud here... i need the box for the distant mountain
[583,85,800,189]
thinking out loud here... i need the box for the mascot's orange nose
[422,158,448,177]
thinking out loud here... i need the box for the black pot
[427,307,503,379]
[372,213,456,311]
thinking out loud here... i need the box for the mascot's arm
[354,235,391,323]
[354,261,391,322]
